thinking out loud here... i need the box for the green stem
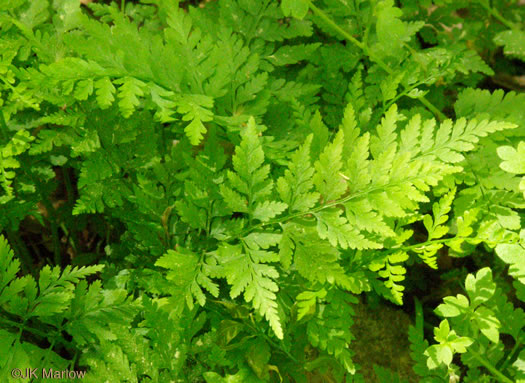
[41,324,62,368]
[63,167,75,205]
[308,2,364,50]
[244,320,299,364]
[499,339,522,372]
[6,230,34,277]
[27,167,62,266]
[7,18,52,62]
[362,1,374,47]
[29,241,43,262]
[60,223,77,254]
[0,316,74,349]
[414,297,424,333]
[61,167,80,255]
[69,351,80,370]
[4,320,26,376]
[384,79,426,111]
[395,237,468,253]
[226,171,461,242]
[42,198,62,266]
[307,1,447,122]
[0,316,45,340]
[479,1,520,31]
[470,349,514,383]
[0,107,10,140]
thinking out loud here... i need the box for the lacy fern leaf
[213,243,283,339]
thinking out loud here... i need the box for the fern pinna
[1,0,525,382]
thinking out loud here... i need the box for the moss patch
[351,299,416,382]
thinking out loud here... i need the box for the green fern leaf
[114,77,146,118]
[155,248,219,310]
[215,243,283,339]
[149,84,176,123]
[370,251,409,305]
[74,78,94,101]
[294,228,371,293]
[370,103,399,157]
[344,198,395,238]
[313,130,347,202]
[94,77,116,109]
[252,201,288,222]
[498,142,525,198]
[296,289,327,321]
[307,290,357,374]
[413,187,457,269]
[177,94,214,146]
[495,242,525,284]
[219,185,249,213]
[0,130,34,199]
[315,208,381,250]
[420,118,516,163]
[277,134,320,212]
[455,88,525,128]
[494,29,525,62]
[281,0,310,20]
[220,117,285,222]
[232,117,265,181]
[0,235,20,295]
[278,227,295,270]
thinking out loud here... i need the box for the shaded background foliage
[0,0,524,382]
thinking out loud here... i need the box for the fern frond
[315,209,381,250]
[313,130,346,202]
[155,248,219,312]
[307,289,357,374]
[417,118,516,163]
[294,228,371,293]
[370,251,409,305]
[0,130,34,201]
[214,243,283,339]
[0,235,20,295]
[221,117,286,222]
[494,29,525,62]
[455,88,525,129]
[277,134,320,212]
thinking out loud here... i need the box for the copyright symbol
[11,368,21,379]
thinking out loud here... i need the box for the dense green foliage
[0,0,524,382]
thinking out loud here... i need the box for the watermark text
[11,368,86,380]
